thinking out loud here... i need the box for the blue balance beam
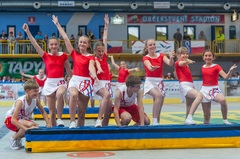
[25,124,240,152]
[33,107,114,119]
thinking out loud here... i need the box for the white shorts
[93,80,113,100]
[42,78,66,96]
[68,75,93,97]
[117,82,125,88]
[144,77,165,98]
[179,82,194,102]
[200,85,222,103]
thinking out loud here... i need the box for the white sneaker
[69,121,76,129]
[16,138,24,148]
[184,119,196,125]
[95,119,102,127]
[57,119,65,126]
[9,137,20,150]
[223,120,232,125]
[152,122,160,126]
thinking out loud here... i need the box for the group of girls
[23,13,236,127]
[23,14,112,128]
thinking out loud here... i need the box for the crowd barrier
[1,39,240,54]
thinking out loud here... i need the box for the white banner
[132,40,175,54]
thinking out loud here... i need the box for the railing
[0,39,240,54]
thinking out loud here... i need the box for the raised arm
[20,71,34,79]
[109,55,120,70]
[103,14,109,53]
[22,23,44,57]
[52,15,74,54]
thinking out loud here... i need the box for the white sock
[152,118,158,123]
[187,114,193,120]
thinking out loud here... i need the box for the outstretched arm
[109,55,120,70]
[22,23,44,57]
[128,67,140,72]
[103,14,109,54]
[52,15,74,54]
[20,71,34,79]
[219,64,237,79]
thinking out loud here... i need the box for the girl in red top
[175,47,203,125]
[142,39,175,125]
[52,15,98,128]
[23,23,72,127]
[20,69,47,107]
[93,14,113,127]
[110,55,139,87]
[200,50,237,124]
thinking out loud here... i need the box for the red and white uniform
[33,75,46,93]
[117,85,141,122]
[4,95,36,132]
[93,53,112,99]
[68,49,94,97]
[200,64,222,103]
[117,67,129,87]
[175,60,194,102]
[142,53,165,97]
[42,52,68,95]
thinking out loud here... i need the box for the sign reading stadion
[127,14,225,24]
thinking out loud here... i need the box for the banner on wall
[132,40,174,54]
[0,58,45,78]
[182,41,205,54]
[127,14,225,24]
[107,41,123,53]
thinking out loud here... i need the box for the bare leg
[46,93,57,126]
[77,93,89,126]
[56,86,66,120]
[202,102,211,124]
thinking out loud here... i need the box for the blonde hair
[176,47,188,56]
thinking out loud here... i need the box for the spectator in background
[164,72,174,80]
[16,32,24,54]
[198,30,207,41]
[216,30,225,53]
[8,31,16,54]
[35,31,43,41]
[76,29,83,42]
[173,28,182,47]
[1,75,8,82]
[0,30,8,53]
[51,33,57,38]
[183,31,191,41]
[0,30,8,40]
[43,34,48,41]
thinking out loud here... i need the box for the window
[156,26,168,40]
[183,26,196,40]
[127,26,140,47]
